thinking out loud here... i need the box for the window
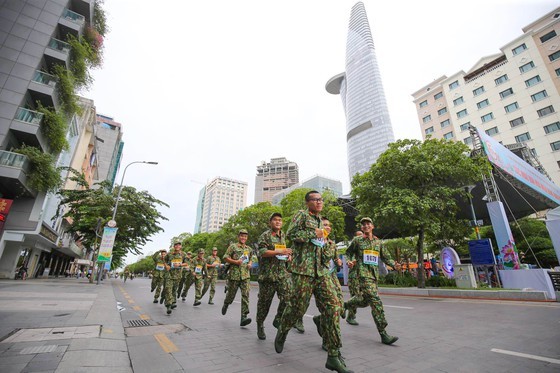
[499,88,514,99]
[495,74,508,85]
[423,115,432,123]
[519,61,535,73]
[457,109,468,119]
[425,126,434,135]
[438,107,448,116]
[485,127,499,136]
[481,112,494,123]
[544,121,560,134]
[464,137,473,145]
[449,81,459,90]
[531,90,548,102]
[434,92,443,100]
[440,119,450,128]
[504,102,519,113]
[552,141,560,151]
[512,43,527,55]
[515,132,531,143]
[443,131,454,140]
[453,97,464,106]
[419,100,428,108]
[540,30,557,43]
[556,68,560,77]
[460,122,471,131]
[510,117,525,127]
[537,105,555,117]
[525,75,541,87]
[477,99,489,109]
[473,86,485,96]
[549,51,560,61]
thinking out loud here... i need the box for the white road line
[491,349,560,365]
[233,301,241,304]
[304,314,314,318]
[385,305,414,309]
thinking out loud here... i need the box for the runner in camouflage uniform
[346,230,363,325]
[192,248,208,306]
[151,250,167,303]
[256,212,293,340]
[177,252,193,301]
[344,217,398,345]
[201,247,220,304]
[164,242,188,314]
[222,229,253,327]
[274,191,351,373]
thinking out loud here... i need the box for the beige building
[412,7,560,186]
[198,177,248,233]
[254,157,299,204]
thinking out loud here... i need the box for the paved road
[0,277,559,372]
[116,277,560,373]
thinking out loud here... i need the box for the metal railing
[48,38,71,54]
[0,150,30,172]
[32,70,57,87]
[14,107,44,125]
[62,8,85,24]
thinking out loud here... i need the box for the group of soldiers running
[147,190,397,373]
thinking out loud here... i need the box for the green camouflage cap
[238,229,249,235]
[198,248,205,254]
[360,217,373,224]
[269,212,282,221]
[186,251,193,255]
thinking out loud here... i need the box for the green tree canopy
[56,172,168,269]
[352,138,490,287]
[128,255,155,274]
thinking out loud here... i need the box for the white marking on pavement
[385,305,414,309]
[491,349,560,365]
[233,301,241,304]
[304,314,314,318]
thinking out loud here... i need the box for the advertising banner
[468,239,496,265]
[97,227,118,262]
[487,201,519,270]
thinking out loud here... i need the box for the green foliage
[94,0,108,36]
[379,272,418,287]
[128,256,155,274]
[35,102,69,153]
[14,145,62,193]
[184,232,222,256]
[51,64,80,116]
[383,237,417,264]
[170,232,193,248]
[56,177,169,266]
[426,275,457,287]
[352,138,491,287]
[67,34,94,88]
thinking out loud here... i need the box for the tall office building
[197,177,248,233]
[411,7,560,186]
[254,157,299,203]
[326,1,394,179]
[95,114,124,188]
[271,175,343,206]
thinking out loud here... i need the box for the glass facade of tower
[327,2,394,179]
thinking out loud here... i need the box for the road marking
[124,295,131,299]
[233,301,241,304]
[304,314,314,318]
[491,349,560,365]
[154,333,178,353]
[128,299,135,304]
[385,305,414,309]
[132,306,141,311]
[140,314,150,320]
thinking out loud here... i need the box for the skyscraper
[326,1,394,179]
[254,157,299,204]
[197,177,248,233]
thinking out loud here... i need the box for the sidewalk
[0,277,131,373]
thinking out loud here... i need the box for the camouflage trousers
[345,277,388,332]
[201,276,217,302]
[224,279,250,317]
[316,272,343,349]
[256,278,291,325]
[164,271,181,307]
[151,271,165,300]
[193,276,204,302]
[347,276,360,320]
[177,272,193,298]
[279,274,342,356]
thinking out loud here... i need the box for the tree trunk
[417,228,425,288]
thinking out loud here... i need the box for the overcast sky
[85,0,558,264]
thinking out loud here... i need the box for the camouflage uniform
[223,242,252,319]
[256,229,291,328]
[164,250,187,308]
[277,209,342,358]
[345,235,394,333]
[177,255,193,299]
[201,254,221,303]
[346,276,360,320]
[151,251,167,301]
[191,255,207,303]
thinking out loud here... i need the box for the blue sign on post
[468,239,496,265]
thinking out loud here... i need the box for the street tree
[170,232,192,248]
[56,171,168,269]
[351,138,490,287]
[128,255,154,275]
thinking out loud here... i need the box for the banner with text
[97,227,118,262]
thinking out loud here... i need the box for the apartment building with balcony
[254,157,299,204]
[412,7,560,186]
[0,0,98,278]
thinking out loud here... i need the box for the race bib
[214,261,220,266]
[171,259,182,268]
[241,250,249,264]
[328,259,337,273]
[363,250,379,266]
[155,264,164,271]
[274,244,288,261]
[195,265,202,274]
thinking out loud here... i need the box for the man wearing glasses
[274,191,351,373]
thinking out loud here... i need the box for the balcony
[59,9,85,38]
[0,150,35,198]
[10,107,48,152]
[44,38,71,65]
[62,8,85,24]
[57,234,84,258]
[28,71,59,109]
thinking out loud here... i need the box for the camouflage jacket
[223,243,252,281]
[286,209,327,278]
[152,252,167,272]
[322,238,338,273]
[346,236,393,280]
[166,250,187,271]
[257,229,289,282]
[191,257,207,279]
[206,255,221,277]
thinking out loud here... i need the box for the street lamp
[112,161,158,221]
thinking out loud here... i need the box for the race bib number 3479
[363,250,379,266]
